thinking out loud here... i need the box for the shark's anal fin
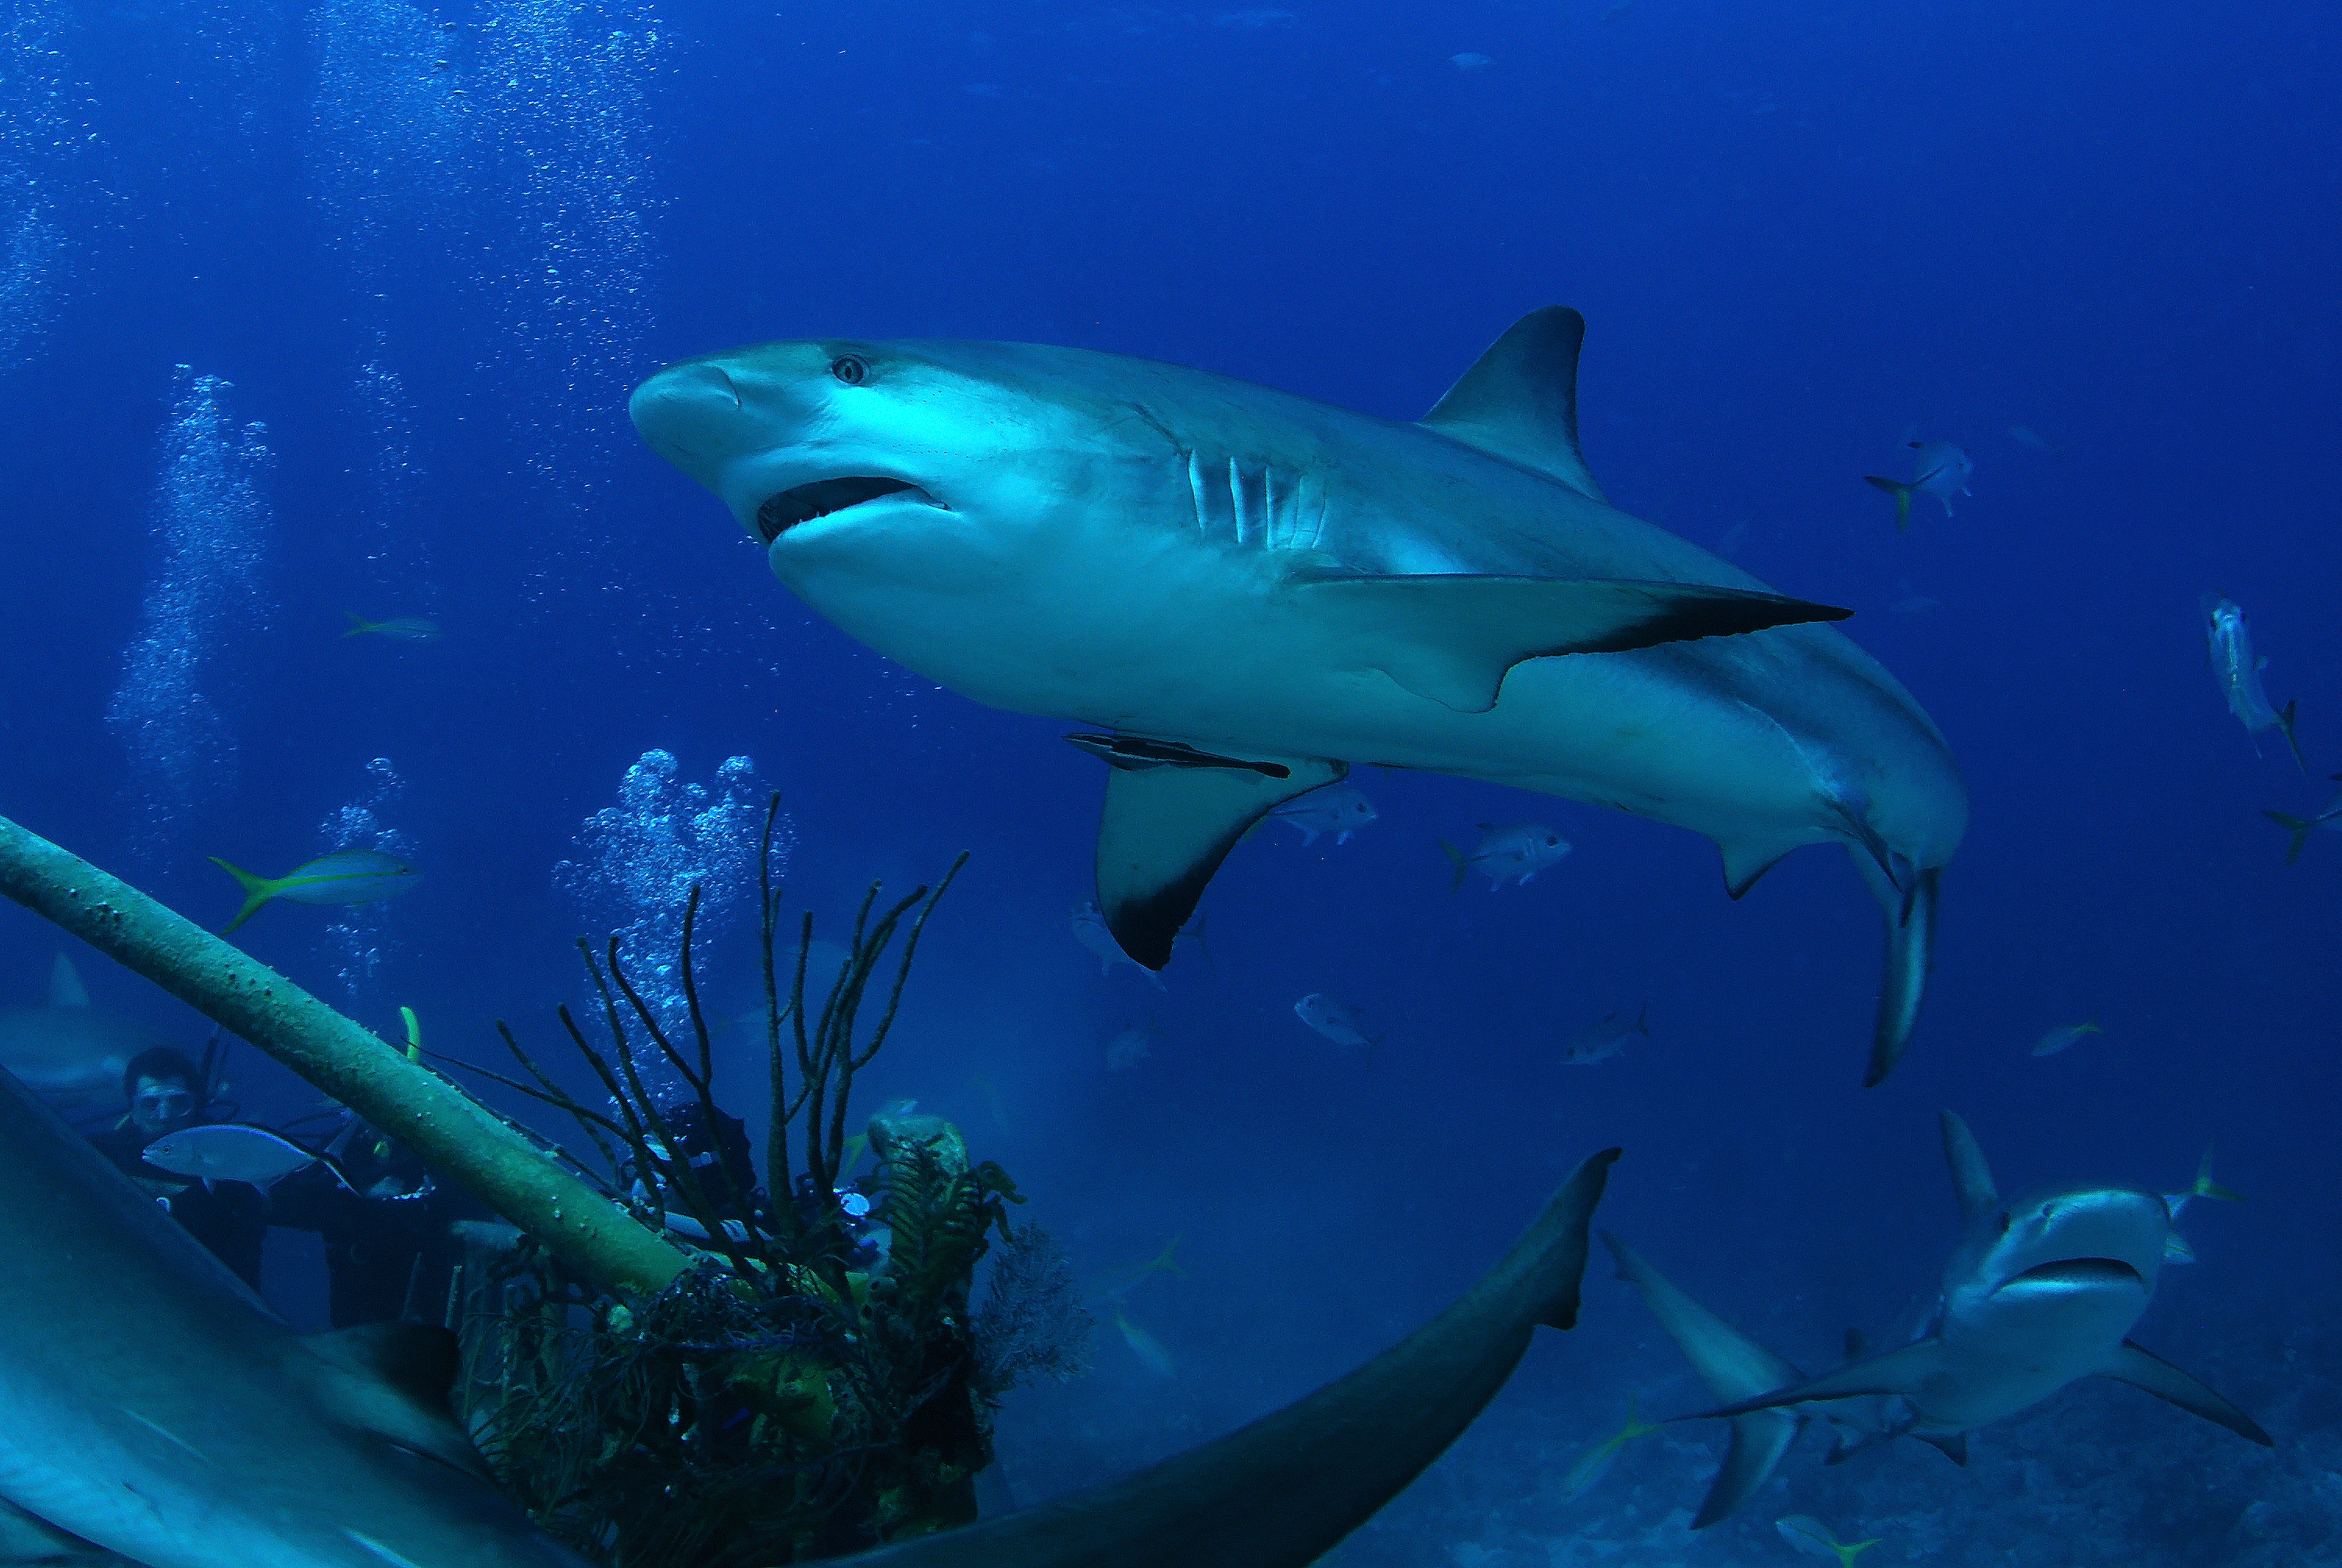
[1419,306,1608,501]
[1076,737,1344,968]
[1938,1110,1998,1223]
[1287,573,1852,715]
[1910,1430,1968,1466]
[2101,1340,2274,1447]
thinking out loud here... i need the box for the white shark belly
[1916,1295,2148,1432]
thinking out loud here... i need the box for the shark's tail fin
[2265,810,2315,865]
[208,857,277,935]
[2277,699,2305,771]
[1865,475,1914,531]
[1440,839,1467,893]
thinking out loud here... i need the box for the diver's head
[123,1046,201,1139]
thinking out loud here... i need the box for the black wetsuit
[87,1121,268,1288]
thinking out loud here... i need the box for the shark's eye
[830,354,871,386]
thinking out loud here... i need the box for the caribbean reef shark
[630,308,1966,1082]
[829,1148,1618,1568]
[1691,1112,2272,1463]
[0,1060,594,1568]
[0,953,178,1101]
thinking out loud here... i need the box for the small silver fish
[1112,1309,1176,1377]
[2265,773,2342,864]
[141,1124,355,1195]
[209,848,421,935]
[2204,596,2303,767]
[2007,425,2064,461]
[1269,784,1378,846]
[1072,902,1166,989]
[1562,1003,1651,1065]
[1294,992,1383,1049]
[1106,1016,1162,1071]
[1865,439,1973,529]
[2028,1018,2102,1057]
[1442,823,1571,891]
[340,612,444,641]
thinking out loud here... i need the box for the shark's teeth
[754,477,928,543]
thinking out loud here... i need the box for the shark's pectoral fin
[1937,1111,1999,1223]
[294,1321,497,1481]
[1287,573,1853,715]
[1695,1338,1948,1421]
[1077,736,1345,968]
[1910,1430,1969,1466]
[1692,1411,1802,1530]
[1852,853,1939,1087]
[2101,1340,2274,1446]
[1419,306,1609,502]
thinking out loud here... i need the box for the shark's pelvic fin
[1695,1337,1950,1422]
[1938,1110,1998,1224]
[1078,738,1344,968]
[1419,306,1608,502]
[1287,572,1852,715]
[44,954,87,1010]
[294,1320,497,1481]
[2100,1340,2274,1447]
[1718,836,1801,900]
[1855,857,1939,1087]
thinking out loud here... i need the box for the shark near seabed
[1692,1113,2272,1466]
[631,308,1967,1083]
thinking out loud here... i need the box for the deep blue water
[2,0,2338,1562]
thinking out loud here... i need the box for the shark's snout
[628,362,749,483]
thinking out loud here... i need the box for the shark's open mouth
[755,478,930,543]
[2007,1258,2143,1288]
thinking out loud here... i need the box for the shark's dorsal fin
[1420,307,1609,502]
[45,954,88,1010]
[1939,1110,1998,1223]
[1082,739,1345,968]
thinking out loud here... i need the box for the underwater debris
[466,796,1018,1563]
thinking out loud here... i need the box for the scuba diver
[87,1041,266,1287]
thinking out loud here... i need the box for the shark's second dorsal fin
[1940,1110,1998,1223]
[45,954,88,1009]
[1420,307,1608,502]
[295,1322,495,1481]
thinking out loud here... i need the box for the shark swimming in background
[0,953,180,1101]
[632,307,1967,1083]
[0,1058,593,1568]
[1691,1111,2272,1464]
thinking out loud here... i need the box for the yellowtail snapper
[208,848,420,935]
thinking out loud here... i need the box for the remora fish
[0,1060,592,1568]
[1692,1112,2272,1463]
[632,308,1967,1083]
[2203,593,2303,768]
[822,1148,1618,1568]
[0,953,176,1100]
